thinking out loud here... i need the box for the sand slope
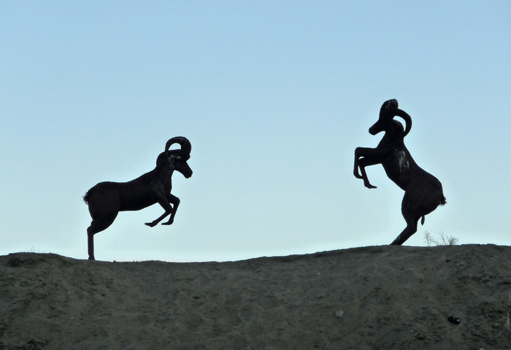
[1,245,510,350]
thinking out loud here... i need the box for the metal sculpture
[354,100,446,245]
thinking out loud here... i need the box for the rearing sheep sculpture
[353,99,446,245]
[83,136,192,260]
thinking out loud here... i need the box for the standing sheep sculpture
[353,99,446,245]
[84,136,192,260]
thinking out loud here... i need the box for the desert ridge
[1,244,510,349]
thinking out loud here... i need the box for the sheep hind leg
[87,214,117,261]
[390,215,419,245]
[390,192,421,245]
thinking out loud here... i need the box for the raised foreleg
[162,193,180,225]
[145,193,181,227]
[354,147,383,189]
[145,198,173,227]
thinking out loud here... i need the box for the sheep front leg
[162,193,180,225]
[354,147,381,189]
[145,197,173,227]
[353,147,369,179]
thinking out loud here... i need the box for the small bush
[424,231,458,246]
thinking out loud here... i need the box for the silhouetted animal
[84,137,192,260]
[353,100,446,245]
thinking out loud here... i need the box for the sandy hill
[1,245,510,350]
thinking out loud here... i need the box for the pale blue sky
[1,1,510,261]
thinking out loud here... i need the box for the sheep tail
[83,190,90,204]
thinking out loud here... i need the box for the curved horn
[393,109,412,137]
[380,99,399,117]
[165,136,192,160]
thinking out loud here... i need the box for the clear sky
[1,1,510,262]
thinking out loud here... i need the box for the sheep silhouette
[354,100,446,245]
[84,137,192,260]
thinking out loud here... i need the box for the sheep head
[369,99,412,137]
[156,136,193,178]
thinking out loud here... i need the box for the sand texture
[1,245,511,349]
